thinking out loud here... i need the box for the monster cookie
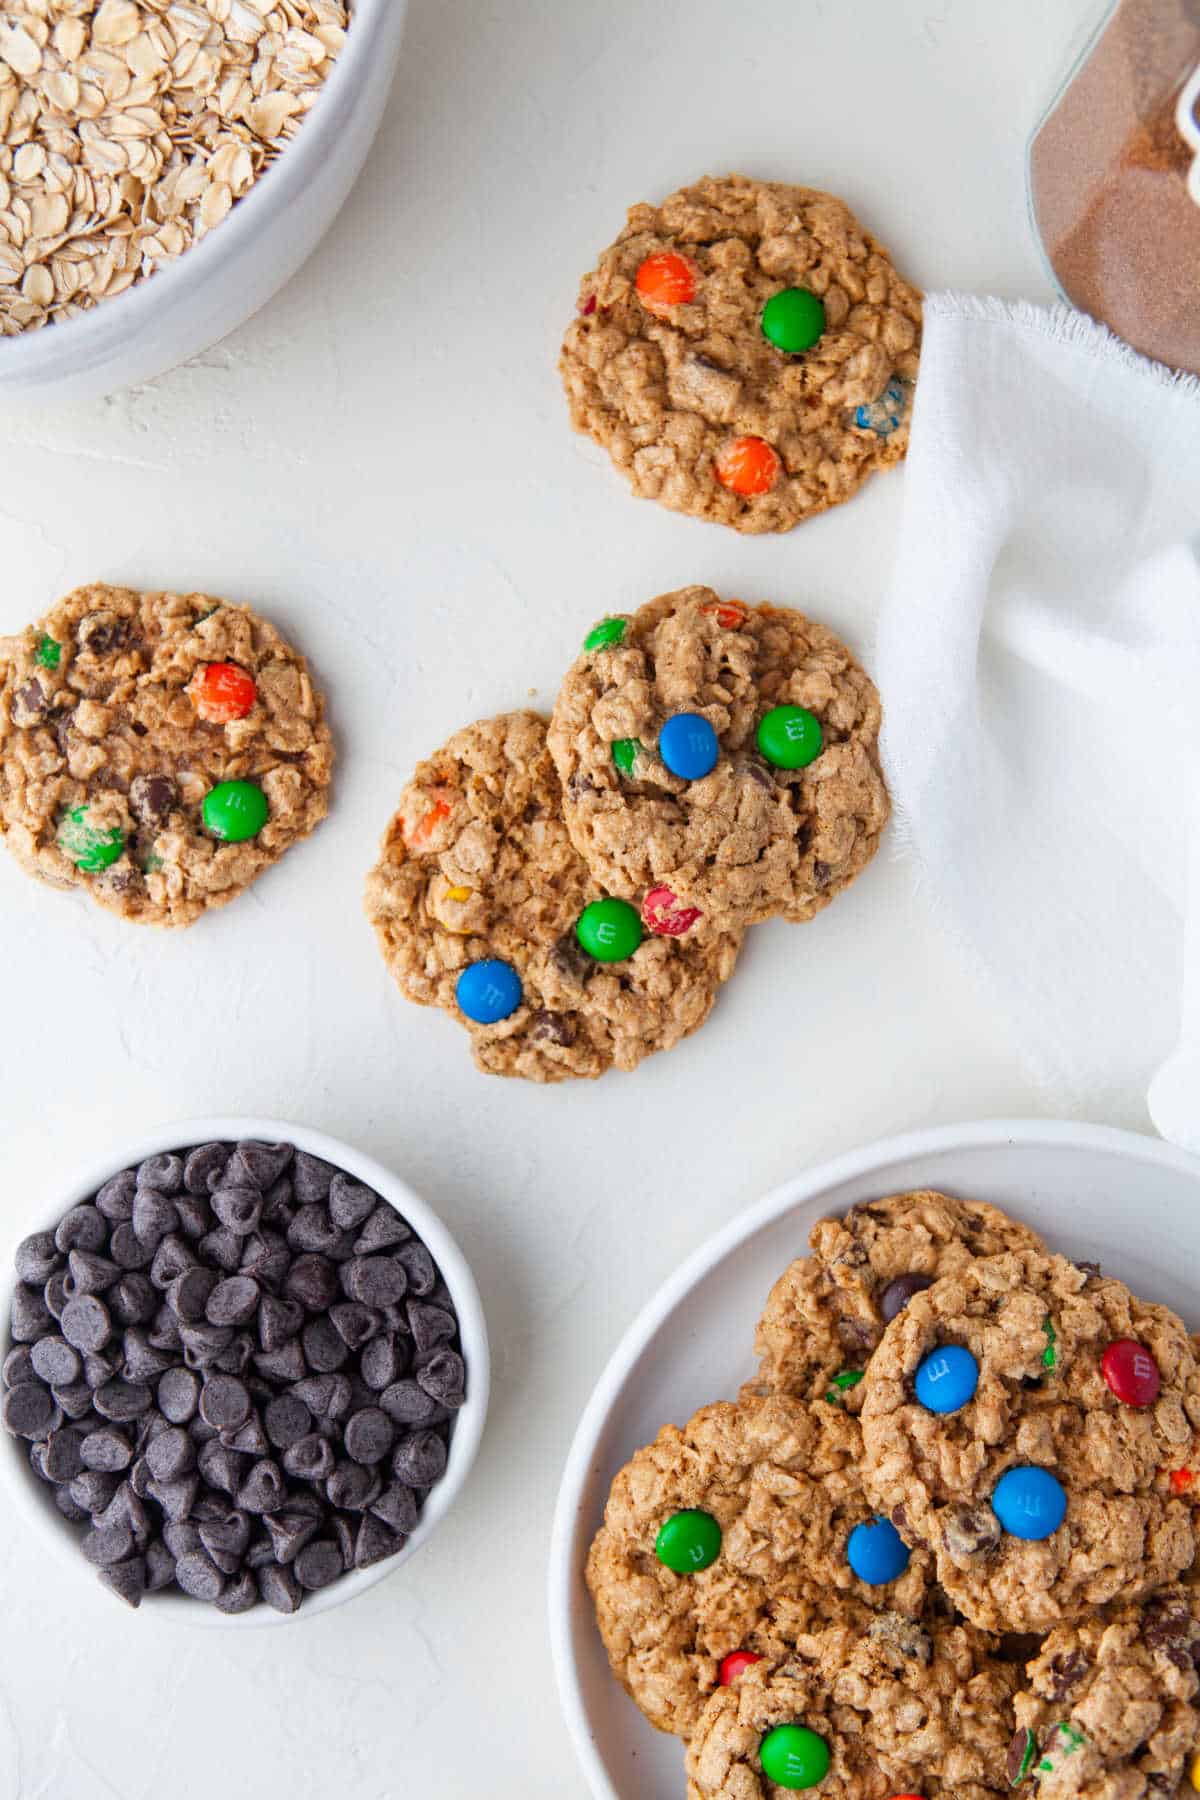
[1008,1586,1200,1797]
[363,711,740,1082]
[860,1251,1200,1633]
[548,587,888,933]
[685,1617,1018,1799]
[0,584,332,927]
[586,1393,930,1739]
[561,173,922,533]
[745,1192,1046,1410]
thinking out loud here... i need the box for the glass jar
[1028,0,1200,373]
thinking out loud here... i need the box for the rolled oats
[0,0,350,334]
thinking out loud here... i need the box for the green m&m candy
[655,1508,721,1573]
[58,806,124,873]
[576,896,642,963]
[761,287,826,354]
[757,705,823,770]
[583,617,627,653]
[758,1724,831,1789]
[36,635,61,671]
[611,738,640,776]
[202,780,268,843]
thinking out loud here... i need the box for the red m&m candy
[1101,1339,1161,1407]
[718,1651,762,1687]
[642,886,702,937]
[189,662,256,724]
[635,251,697,315]
[701,600,748,630]
[1171,1468,1194,1493]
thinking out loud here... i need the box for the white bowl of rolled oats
[0,0,407,403]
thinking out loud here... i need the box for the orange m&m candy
[713,436,781,497]
[1171,1468,1195,1493]
[635,251,697,315]
[189,662,257,723]
[701,600,748,630]
[405,790,454,850]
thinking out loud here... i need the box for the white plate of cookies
[549,1118,1200,1799]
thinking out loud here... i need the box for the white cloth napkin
[875,294,1200,1146]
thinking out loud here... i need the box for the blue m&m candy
[992,1466,1067,1541]
[846,1516,910,1586]
[915,1344,978,1414]
[456,959,521,1024]
[658,713,719,781]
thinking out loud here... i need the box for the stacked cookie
[364,585,889,1081]
[587,1190,1200,1796]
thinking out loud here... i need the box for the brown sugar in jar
[1029,0,1200,373]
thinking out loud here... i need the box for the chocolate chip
[68,1249,119,1295]
[344,1408,394,1465]
[291,1538,341,1590]
[31,1337,81,1387]
[15,1233,60,1285]
[290,1373,352,1419]
[41,1426,86,1481]
[77,610,128,656]
[530,1009,577,1047]
[226,1142,292,1190]
[150,1235,198,1289]
[392,1429,448,1488]
[361,1332,407,1390]
[285,1254,338,1311]
[264,1509,319,1564]
[397,1243,436,1297]
[327,1174,378,1231]
[3,1346,34,1387]
[941,1503,1002,1560]
[196,1439,246,1495]
[184,1143,229,1195]
[109,1223,151,1270]
[342,1255,406,1309]
[81,1427,133,1473]
[199,1227,243,1274]
[355,1512,403,1570]
[879,1273,934,1323]
[380,1380,444,1427]
[145,1428,195,1484]
[200,1374,251,1431]
[110,1274,157,1326]
[199,1509,251,1575]
[370,1481,419,1535]
[416,1348,465,1409]
[1007,1727,1037,1786]
[206,1276,258,1327]
[263,1395,312,1450]
[1073,1260,1102,1280]
[325,1460,380,1510]
[61,1294,112,1353]
[127,774,177,829]
[550,930,595,988]
[353,1206,411,1255]
[122,1329,174,1383]
[13,677,47,724]
[254,1341,307,1384]
[866,1611,932,1664]
[258,1563,302,1613]
[812,859,833,887]
[179,1322,234,1369]
[81,1522,133,1566]
[210,1185,262,1236]
[94,1380,152,1423]
[167,1267,217,1323]
[282,1434,336,1481]
[1046,1648,1090,1697]
[56,1206,107,1254]
[744,758,776,791]
[136,1154,183,1196]
[237,1458,285,1514]
[174,1549,224,1601]
[96,1173,137,1222]
[835,1316,879,1351]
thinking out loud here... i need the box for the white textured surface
[0,2,1111,1795]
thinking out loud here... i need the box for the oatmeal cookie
[860,1251,1200,1633]
[745,1191,1046,1411]
[586,1393,930,1739]
[685,1616,1018,1799]
[0,583,332,927]
[547,586,888,933]
[363,711,740,1083]
[561,173,922,533]
[1009,1586,1200,1797]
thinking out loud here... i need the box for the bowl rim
[546,1116,1200,1800]
[0,0,406,381]
[0,1112,490,1629]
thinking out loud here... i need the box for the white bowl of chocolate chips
[0,1117,489,1626]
